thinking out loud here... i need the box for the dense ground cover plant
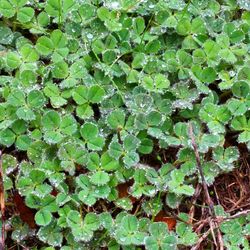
[0,0,250,249]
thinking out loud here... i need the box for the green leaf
[9,0,27,7]
[230,30,245,43]
[6,52,21,69]
[103,50,117,64]
[138,138,153,154]
[231,116,249,131]
[17,7,34,23]
[132,53,146,69]
[101,152,120,171]
[76,104,93,119]
[201,67,217,83]
[27,90,45,108]
[16,107,36,121]
[177,49,192,66]
[37,221,63,247]
[16,135,32,151]
[232,81,249,98]
[36,36,54,56]
[123,151,139,168]
[238,131,250,143]
[35,209,52,226]
[87,137,105,151]
[109,141,123,159]
[219,48,237,63]
[80,122,98,141]
[52,61,69,78]
[44,130,63,144]
[142,197,162,216]
[99,212,113,231]
[134,17,145,34]
[50,96,67,108]
[0,129,15,146]
[203,39,220,60]
[70,60,86,79]
[124,134,140,151]
[0,26,13,45]
[0,1,15,18]
[92,39,105,54]
[107,110,125,129]
[72,86,88,105]
[84,212,100,231]
[115,198,133,211]
[58,142,87,165]
[166,192,181,209]
[37,11,50,27]
[145,236,159,250]
[149,222,167,237]
[213,146,239,171]
[88,85,105,103]
[7,90,25,106]
[90,171,110,186]
[154,74,170,90]
[122,215,138,232]
[51,29,68,48]
[60,115,77,135]
[20,44,39,62]
[227,99,247,116]
[45,0,75,19]
[176,18,191,35]
[42,110,61,130]
[199,134,222,153]
[176,221,198,246]
[67,210,81,227]
[145,40,161,53]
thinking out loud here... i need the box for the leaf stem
[58,0,62,29]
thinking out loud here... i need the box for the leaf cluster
[1,0,250,249]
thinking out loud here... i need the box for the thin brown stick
[189,184,202,224]
[0,150,5,250]
[209,220,217,248]
[213,186,221,206]
[191,228,211,250]
[217,228,224,250]
[225,209,250,220]
[227,199,250,213]
[193,208,250,249]
[189,123,224,249]
[188,124,215,216]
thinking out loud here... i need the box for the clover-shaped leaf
[176,219,198,246]
[107,110,126,129]
[213,147,239,171]
[115,215,147,246]
[37,220,63,247]
[80,122,105,151]
[67,210,100,242]
[90,171,110,186]
[231,116,250,144]
[35,209,53,226]
[145,222,177,250]
[199,103,231,134]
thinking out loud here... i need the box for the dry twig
[189,184,202,224]
[191,228,211,250]
[189,123,224,250]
